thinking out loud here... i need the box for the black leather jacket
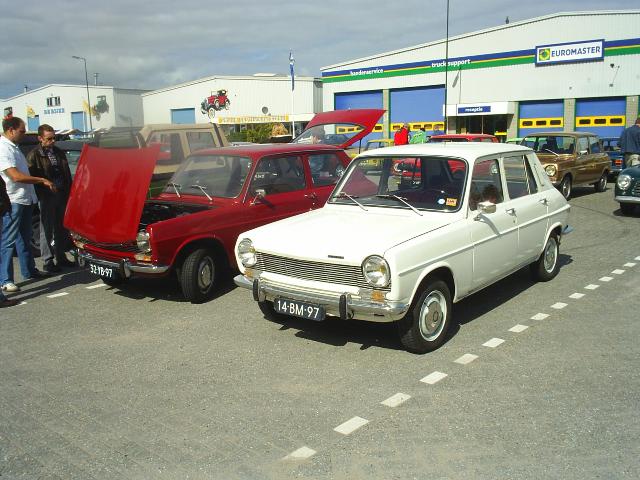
[26,145,72,197]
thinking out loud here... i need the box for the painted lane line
[454,353,478,365]
[509,324,529,333]
[623,262,636,267]
[420,371,448,385]
[334,416,369,435]
[86,283,107,289]
[46,292,69,299]
[483,338,505,348]
[569,293,585,299]
[381,393,411,408]
[635,256,640,261]
[551,302,567,310]
[599,276,613,282]
[19,301,27,305]
[612,269,625,275]
[585,284,599,290]
[283,446,316,460]
[531,313,549,321]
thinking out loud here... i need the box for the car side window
[148,132,185,164]
[469,159,503,211]
[577,137,589,155]
[589,136,601,153]
[249,156,306,195]
[308,153,344,187]
[503,156,533,199]
[187,131,216,152]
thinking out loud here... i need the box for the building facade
[1,84,147,132]
[321,10,640,142]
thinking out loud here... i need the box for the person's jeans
[0,203,37,285]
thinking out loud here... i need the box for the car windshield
[603,138,620,151]
[165,154,251,198]
[365,140,391,151]
[522,135,575,154]
[330,155,467,212]
[292,123,363,146]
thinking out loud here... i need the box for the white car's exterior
[234,143,571,353]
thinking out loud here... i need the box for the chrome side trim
[615,196,640,204]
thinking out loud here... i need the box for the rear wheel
[594,171,607,192]
[397,278,452,354]
[530,233,560,282]
[619,203,635,215]
[180,248,217,303]
[560,175,572,200]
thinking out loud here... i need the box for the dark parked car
[614,165,640,215]
[601,137,625,176]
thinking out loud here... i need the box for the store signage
[215,114,289,124]
[458,105,491,114]
[44,108,65,114]
[535,39,604,66]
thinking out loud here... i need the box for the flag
[289,51,295,91]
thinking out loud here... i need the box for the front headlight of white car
[238,238,257,267]
[544,164,557,177]
[136,230,151,253]
[617,174,632,190]
[362,255,390,288]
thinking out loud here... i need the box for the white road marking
[585,284,599,290]
[612,269,625,275]
[624,262,636,267]
[531,313,549,321]
[19,301,27,305]
[509,324,529,333]
[599,276,613,282]
[46,292,69,299]
[381,393,411,408]
[334,416,369,435]
[569,293,585,299]
[283,446,316,460]
[86,283,107,289]
[635,256,640,261]
[420,371,448,385]
[483,338,505,348]
[551,302,567,309]
[454,353,478,365]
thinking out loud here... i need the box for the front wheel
[530,233,560,282]
[594,171,607,192]
[180,248,217,303]
[397,278,452,354]
[560,175,572,200]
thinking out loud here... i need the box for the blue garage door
[518,100,564,137]
[390,87,445,137]
[334,91,383,144]
[171,108,196,124]
[27,115,40,132]
[71,111,87,131]
[575,97,626,139]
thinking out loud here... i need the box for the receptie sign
[536,39,604,66]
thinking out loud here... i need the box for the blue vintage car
[602,137,625,176]
[614,165,640,215]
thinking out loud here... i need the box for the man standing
[619,117,640,168]
[0,175,18,307]
[394,123,410,146]
[0,117,56,293]
[27,124,74,272]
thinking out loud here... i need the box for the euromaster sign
[536,39,604,66]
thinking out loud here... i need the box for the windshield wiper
[335,192,368,211]
[190,184,212,201]
[541,148,559,157]
[167,182,181,198]
[375,194,422,216]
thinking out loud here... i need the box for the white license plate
[274,297,325,321]
[89,262,115,279]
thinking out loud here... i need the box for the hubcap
[418,290,447,341]
[543,237,558,273]
[562,179,571,199]
[197,257,214,292]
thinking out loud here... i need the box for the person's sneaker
[1,283,20,293]
[0,298,19,308]
[43,263,62,273]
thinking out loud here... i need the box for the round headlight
[544,164,557,177]
[136,230,151,253]
[238,238,257,267]
[362,255,390,288]
[617,174,632,190]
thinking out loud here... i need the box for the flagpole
[289,51,295,138]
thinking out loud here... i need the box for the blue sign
[458,106,491,114]
[44,108,65,115]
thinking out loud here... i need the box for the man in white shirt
[0,117,56,293]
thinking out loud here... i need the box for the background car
[614,165,640,215]
[429,133,499,143]
[601,137,625,176]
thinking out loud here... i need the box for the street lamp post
[72,55,93,131]
[443,0,450,134]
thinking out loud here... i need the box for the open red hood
[64,144,160,243]
[299,108,385,148]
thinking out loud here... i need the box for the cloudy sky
[0,0,633,99]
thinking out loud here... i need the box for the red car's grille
[81,238,140,253]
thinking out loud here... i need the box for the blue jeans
[1,203,37,285]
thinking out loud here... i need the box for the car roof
[357,141,532,162]
[430,133,496,139]
[190,143,343,157]
[522,131,597,138]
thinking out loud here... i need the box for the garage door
[518,100,563,137]
[575,97,625,139]
[171,108,196,124]
[27,115,40,132]
[334,91,383,144]
[390,86,444,137]
[71,111,87,131]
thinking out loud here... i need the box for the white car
[234,143,571,354]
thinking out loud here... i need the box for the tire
[397,278,452,354]
[559,175,572,200]
[619,203,635,215]
[594,171,607,192]
[207,106,216,118]
[224,99,230,110]
[214,99,220,109]
[530,233,560,282]
[180,248,217,304]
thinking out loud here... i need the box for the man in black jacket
[26,124,75,272]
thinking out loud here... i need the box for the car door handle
[539,198,548,206]
[506,208,516,215]
[304,193,318,199]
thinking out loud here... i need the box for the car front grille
[255,252,389,290]
[632,182,640,197]
[81,238,140,253]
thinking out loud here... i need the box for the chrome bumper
[615,195,640,204]
[234,274,409,323]
[77,250,170,277]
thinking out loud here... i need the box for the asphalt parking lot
[1,183,639,480]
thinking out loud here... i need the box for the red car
[65,109,384,303]
[429,133,499,143]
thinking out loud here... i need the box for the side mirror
[478,201,497,214]
[251,188,266,205]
